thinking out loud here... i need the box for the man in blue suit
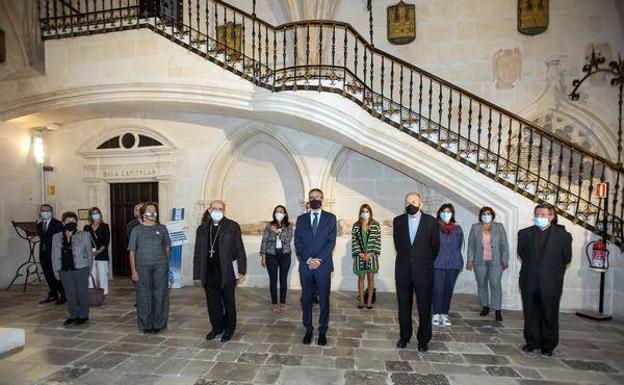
[295,188,337,346]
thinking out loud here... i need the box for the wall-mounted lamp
[33,133,45,164]
[32,127,48,203]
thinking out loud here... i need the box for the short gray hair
[209,200,227,209]
[404,192,422,201]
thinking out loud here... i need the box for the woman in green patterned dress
[351,204,382,309]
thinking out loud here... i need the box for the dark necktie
[312,213,319,236]
[44,221,48,233]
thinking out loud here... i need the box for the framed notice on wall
[78,209,90,221]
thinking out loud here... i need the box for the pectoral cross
[209,248,215,258]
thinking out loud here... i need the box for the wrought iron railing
[37,0,624,245]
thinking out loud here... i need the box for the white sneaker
[441,314,452,326]
[432,314,441,326]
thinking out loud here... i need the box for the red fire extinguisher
[586,240,609,272]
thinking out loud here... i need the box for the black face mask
[64,222,77,232]
[405,204,419,215]
[309,199,322,210]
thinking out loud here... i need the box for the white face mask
[144,211,157,220]
[481,214,492,224]
[275,212,285,222]
[360,212,370,221]
[210,210,224,222]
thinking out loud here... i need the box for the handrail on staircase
[212,0,620,171]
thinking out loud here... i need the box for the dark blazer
[126,218,140,241]
[37,218,63,256]
[84,223,110,261]
[294,210,337,276]
[193,217,247,287]
[393,212,440,286]
[517,224,572,297]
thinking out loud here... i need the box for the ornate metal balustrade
[37,0,624,245]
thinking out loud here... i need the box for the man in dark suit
[36,204,65,304]
[295,188,337,346]
[126,202,144,240]
[393,192,440,351]
[193,200,247,343]
[517,203,572,357]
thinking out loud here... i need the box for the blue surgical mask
[481,214,492,224]
[91,213,101,221]
[210,210,224,223]
[534,217,549,229]
[41,211,52,221]
[440,212,452,223]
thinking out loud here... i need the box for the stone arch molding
[77,125,176,157]
[517,57,617,160]
[199,122,312,215]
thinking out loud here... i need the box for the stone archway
[198,121,311,224]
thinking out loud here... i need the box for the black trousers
[204,278,237,335]
[266,250,291,304]
[521,289,561,351]
[396,280,433,345]
[40,251,64,299]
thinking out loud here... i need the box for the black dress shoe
[205,330,222,340]
[75,318,89,325]
[39,296,57,304]
[303,331,313,345]
[495,310,503,321]
[396,339,408,349]
[220,333,232,343]
[366,305,373,310]
[521,344,536,353]
[541,349,553,357]
[417,343,429,352]
[143,329,153,334]
[357,304,364,309]
[317,333,327,346]
[55,297,67,305]
[152,328,164,334]
[63,318,77,326]
[479,306,490,316]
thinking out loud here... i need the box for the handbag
[88,274,105,306]
[363,287,377,304]
[86,230,105,306]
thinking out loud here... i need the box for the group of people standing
[35,188,572,357]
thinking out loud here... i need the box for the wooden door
[110,182,158,276]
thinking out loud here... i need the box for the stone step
[0,327,25,359]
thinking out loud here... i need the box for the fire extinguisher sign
[595,182,608,198]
